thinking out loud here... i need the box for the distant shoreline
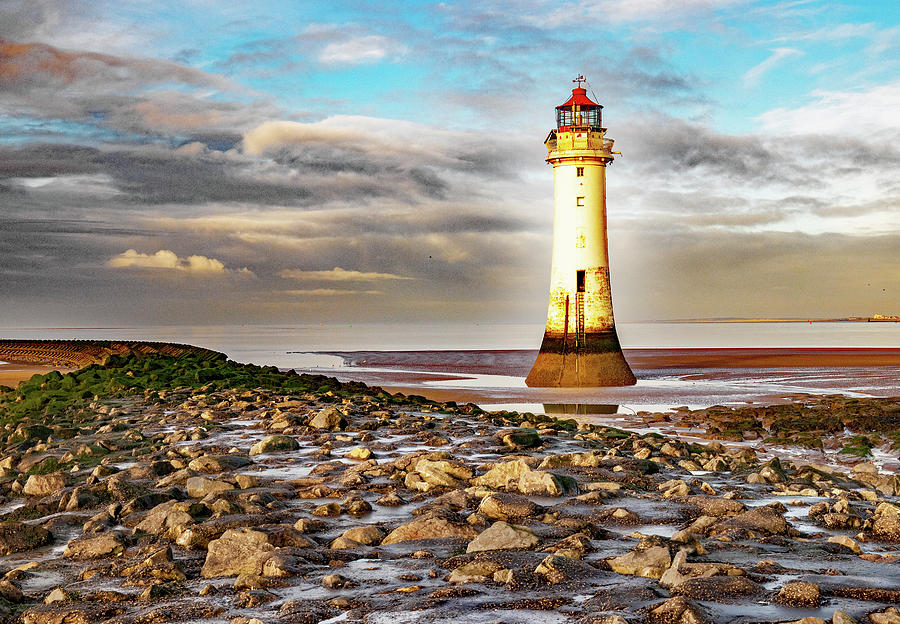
[644,317,900,323]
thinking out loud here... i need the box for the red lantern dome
[556,82,602,131]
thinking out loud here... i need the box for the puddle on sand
[278,557,443,601]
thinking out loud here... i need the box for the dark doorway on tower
[576,270,585,292]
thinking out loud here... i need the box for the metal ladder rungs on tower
[575,291,585,351]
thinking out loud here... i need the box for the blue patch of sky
[53,0,900,137]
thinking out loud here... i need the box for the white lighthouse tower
[526,77,636,387]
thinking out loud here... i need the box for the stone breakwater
[0,357,898,623]
[0,341,220,371]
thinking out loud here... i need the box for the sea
[2,322,899,415]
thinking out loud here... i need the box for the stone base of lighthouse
[525,330,636,387]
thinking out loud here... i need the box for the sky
[2,0,900,331]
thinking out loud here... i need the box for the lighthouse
[526,77,636,387]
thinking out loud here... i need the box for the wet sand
[0,360,73,388]
[331,348,900,375]
[304,348,900,409]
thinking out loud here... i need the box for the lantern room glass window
[556,106,601,129]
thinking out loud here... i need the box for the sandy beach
[0,360,76,388]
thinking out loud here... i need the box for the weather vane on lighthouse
[526,78,636,387]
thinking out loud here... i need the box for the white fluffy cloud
[756,81,900,135]
[318,35,407,66]
[280,267,414,281]
[107,249,251,276]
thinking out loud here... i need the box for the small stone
[322,573,347,589]
[827,535,862,554]
[44,587,76,604]
[313,502,341,517]
[831,611,858,624]
[235,474,260,489]
[448,560,504,584]
[346,447,373,460]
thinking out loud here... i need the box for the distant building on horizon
[526,77,636,387]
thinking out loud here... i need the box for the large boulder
[64,533,127,559]
[188,454,251,473]
[186,476,234,498]
[872,502,900,541]
[683,496,746,518]
[711,505,788,536]
[308,408,347,431]
[607,536,673,579]
[201,528,275,578]
[381,513,478,545]
[477,493,544,522]
[774,581,820,608]
[340,525,383,545]
[250,435,300,456]
[0,521,52,555]
[518,470,577,496]
[648,596,710,624]
[466,521,540,553]
[134,500,204,535]
[534,553,599,584]
[670,576,762,601]
[472,459,532,489]
[415,459,473,487]
[23,473,66,498]
[539,451,602,469]
[497,428,541,449]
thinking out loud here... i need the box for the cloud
[280,267,414,281]
[318,35,407,66]
[0,38,234,93]
[0,37,276,141]
[742,47,803,87]
[756,81,900,135]
[107,249,250,275]
[284,289,384,296]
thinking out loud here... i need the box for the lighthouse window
[576,196,584,207]
[576,270,586,292]
[576,167,584,177]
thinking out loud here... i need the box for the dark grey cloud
[0,0,86,42]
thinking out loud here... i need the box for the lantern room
[556,82,602,131]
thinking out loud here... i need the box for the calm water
[2,322,899,365]
[2,323,899,409]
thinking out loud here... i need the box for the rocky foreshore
[0,352,898,624]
